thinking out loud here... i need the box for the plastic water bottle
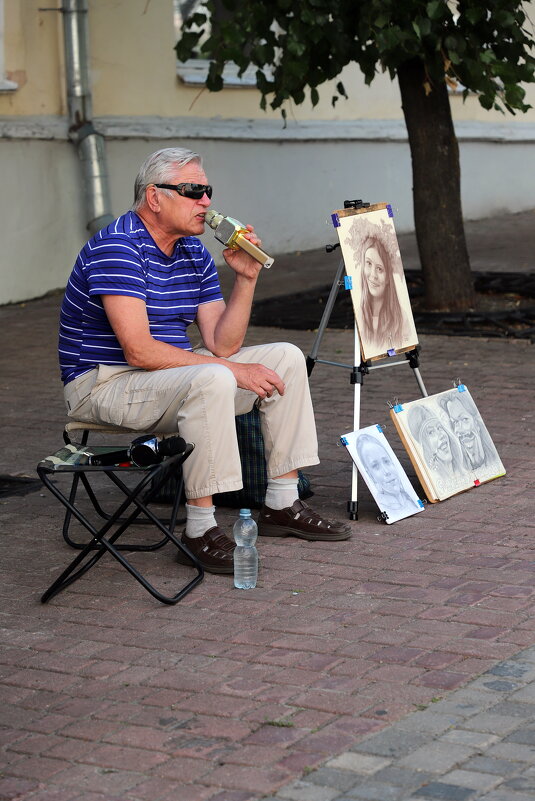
[233,508,258,589]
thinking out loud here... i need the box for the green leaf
[478,92,494,110]
[495,10,515,28]
[504,82,526,107]
[188,12,208,27]
[175,31,203,61]
[207,73,223,92]
[374,13,391,28]
[479,50,496,65]
[287,38,306,57]
[464,7,483,25]
[426,0,443,20]
[418,18,431,37]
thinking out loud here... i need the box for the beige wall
[2,0,535,123]
[2,1,63,114]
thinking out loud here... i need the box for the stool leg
[41,539,109,603]
[62,465,185,551]
[61,428,187,550]
[40,449,203,605]
[42,526,204,605]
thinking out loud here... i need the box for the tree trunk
[397,57,474,311]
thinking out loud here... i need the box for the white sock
[264,477,299,510]
[185,503,217,539]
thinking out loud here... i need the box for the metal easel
[306,200,428,520]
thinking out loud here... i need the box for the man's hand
[229,361,285,400]
[222,225,264,280]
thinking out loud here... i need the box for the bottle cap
[239,508,251,517]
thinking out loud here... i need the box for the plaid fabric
[215,408,268,508]
[152,407,313,508]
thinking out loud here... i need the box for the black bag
[151,407,312,508]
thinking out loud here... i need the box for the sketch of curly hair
[344,216,403,277]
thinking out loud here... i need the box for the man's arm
[196,225,263,357]
[196,270,257,357]
[101,294,285,399]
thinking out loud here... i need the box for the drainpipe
[62,0,114,234]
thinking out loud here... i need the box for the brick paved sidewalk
[1,256,534,799]
[268,646,535,801]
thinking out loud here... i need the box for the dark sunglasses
[154,182,213,200]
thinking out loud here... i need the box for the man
[440,391,493,471]
[59,147,351,575]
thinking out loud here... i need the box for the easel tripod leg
[405,348,428,398]
[412,367,428,397]
[307,258,346,376]
[349,322,362,519]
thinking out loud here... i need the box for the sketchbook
[332,202,418,362]
[389,385,506,502]
[341,425,425,524]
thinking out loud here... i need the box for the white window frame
[0,0,18,92]
[176,57,258,87]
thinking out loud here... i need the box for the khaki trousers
[64,342,319,500]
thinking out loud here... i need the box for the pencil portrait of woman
[358,235,406,354]
[407,404,466,492]
[340,209,418,360]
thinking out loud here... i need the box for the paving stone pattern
[0,211,534,800]
[267,647,535,801]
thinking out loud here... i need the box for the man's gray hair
[132,147,202,211]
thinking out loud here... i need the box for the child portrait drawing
[342,426,424,524]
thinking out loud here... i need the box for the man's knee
[189,363,237,395]
[281,342,305,363]
[272,342,307,376]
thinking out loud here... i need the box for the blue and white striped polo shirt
[58,211,223,385]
